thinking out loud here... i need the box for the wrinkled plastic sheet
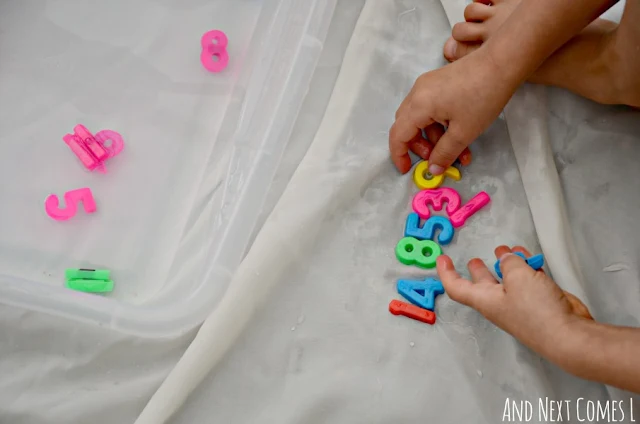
[1,0,639,423]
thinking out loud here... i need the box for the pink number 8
[200,30,229,73]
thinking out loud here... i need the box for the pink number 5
[45,188,97,221]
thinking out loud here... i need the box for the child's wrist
[481,28,541,89]
[545,316,597,374]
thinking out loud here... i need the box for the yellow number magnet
[413,161,461,190]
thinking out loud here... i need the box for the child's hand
[389,52,517,175]
[437,245,592,359]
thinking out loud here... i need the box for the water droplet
[409,342,415,347]
[290,326,296,331]
[477,370,483,378]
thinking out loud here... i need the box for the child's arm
[559,320,640,393]
[390,0,614,174]
[437,245,640,394]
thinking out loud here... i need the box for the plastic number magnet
[65,268,113,293]
[66,124,108,166]
[63,124,124,172]
[94,129,124,158]
[389,299,436,325]
[494,252,545,278]
[395,237,442,269]
[405,213,455,245]
[45,188,96,221]
[200,30,229,73]
[412,187,461,220]
[397,277,444,311]
[65,268,110,281]
[413,161,461,190]
[449,191,491,228]
[412,188,490,228]
[66,279,114,293]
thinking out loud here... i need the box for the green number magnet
[65,268,113,293]
[395,237,442,269]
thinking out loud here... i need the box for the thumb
[428,126,469,175]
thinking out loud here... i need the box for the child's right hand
[389,52,518,175]
[437,245,592,360]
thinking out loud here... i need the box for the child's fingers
[494,245,592,319]
[408,136,434,160]
[467,258,498,284]
[390,87,437,174]
[427,126,469,175]
[437,255,476,307]
[389,116,419,174]
[390,90,421,173]
[424,123,445,144]
[458,146,472,166]
[439,256,505,314]
[511,245,547,275]
[499,253,537,287]
[512,246,532,257]
[494,245,512,258]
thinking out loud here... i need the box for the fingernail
[499,253,513,261]
[444,38,457,60]
[436,255,449,270]
[429,164,445,175]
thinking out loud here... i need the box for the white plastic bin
[0,0,336,337]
